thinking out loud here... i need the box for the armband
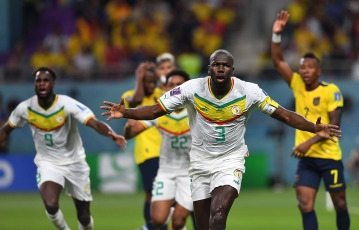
[260,97,279,115]
[272,33,281,43]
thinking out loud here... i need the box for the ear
[207,65,210,74]
[232,67,235,75]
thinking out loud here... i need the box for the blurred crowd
[0,0,241,82]
[259,0,359,80]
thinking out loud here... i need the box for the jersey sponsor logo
[170,87,181,96]
[76,104,87,111]
[313,97,320,106]
[334,92,341,101]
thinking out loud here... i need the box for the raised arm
[86,117,127,151]
[270,106,341,142]
[127,62,155,108]
[123,119,147,139]
[271,10,293,85]
[101,97,167,121]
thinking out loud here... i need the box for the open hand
[108,131,127,151]
[273,10,290,34]
[101,97,125,121]
[315,116,342,143]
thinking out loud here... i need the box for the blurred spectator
[177,47,203,78]
[71,45,99,81]
[43,25,69,54]
[30,43,53,70]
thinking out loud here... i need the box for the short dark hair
[32,66,57,80]
[166,69,190,83]
[303,52,321,64]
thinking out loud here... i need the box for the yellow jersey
[122,88,163,164]
[290,73,343,160]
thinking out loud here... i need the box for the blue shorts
[294,157,346,192]
[138,157,159,191]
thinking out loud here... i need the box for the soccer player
[271,10,350,230]
[156,52,177,90]
[124,69,194,230]
[121,62,164,230]
[101,49,342,230]
[0,67,127,230]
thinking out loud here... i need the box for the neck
[210,78,232,99]
[305,82,319,91]
[39,94,55,110]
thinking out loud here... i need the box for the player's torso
[186,77,255,155]
[291,74,342,159]
[157,109,191,170]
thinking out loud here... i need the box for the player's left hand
[315,116,342,142]
[108,131,127,151]
[291,141,311,158]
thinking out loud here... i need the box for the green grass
[1,186,358,230]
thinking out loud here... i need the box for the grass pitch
[1,186,358,230]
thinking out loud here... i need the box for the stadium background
[0,0,359,229]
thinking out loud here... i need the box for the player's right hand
[273,10,290,34]
[101,97,125,121]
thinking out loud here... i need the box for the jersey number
[331,169,338,184]
[153,181,164,195]
[215,127,225,142]
[44,134,53,146]
[170,136,188,149]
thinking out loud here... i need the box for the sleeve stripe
[84,115,95,125]
[7,120,16,128]
[157,99,171,114]
[138,121,149,129]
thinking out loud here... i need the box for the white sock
[165,207,175,225]
[46,209,70,230]
[79,216,94,230]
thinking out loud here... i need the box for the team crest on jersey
[170,87,181,96]
[313,97,320,106]
[55,115,64,124]
[233,169,242,179]
[231,105,241,115]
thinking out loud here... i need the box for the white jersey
[140,109,191,172]
[157,76,271,157]
[8,94,95,166]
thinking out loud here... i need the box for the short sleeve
[8,101,28,128]
[157,81,190,113]
[65,96,95,124]
[140,119,156,129]
[327,84,343,112]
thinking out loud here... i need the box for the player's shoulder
[320,81,341,91]
[233,77,260,91]
[122,89,134,98]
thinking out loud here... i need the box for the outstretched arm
[86,117,127,151]
[100,97,167,121]
[270,106,341,142]
[271,10,293,85]
[123,119,147,139]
